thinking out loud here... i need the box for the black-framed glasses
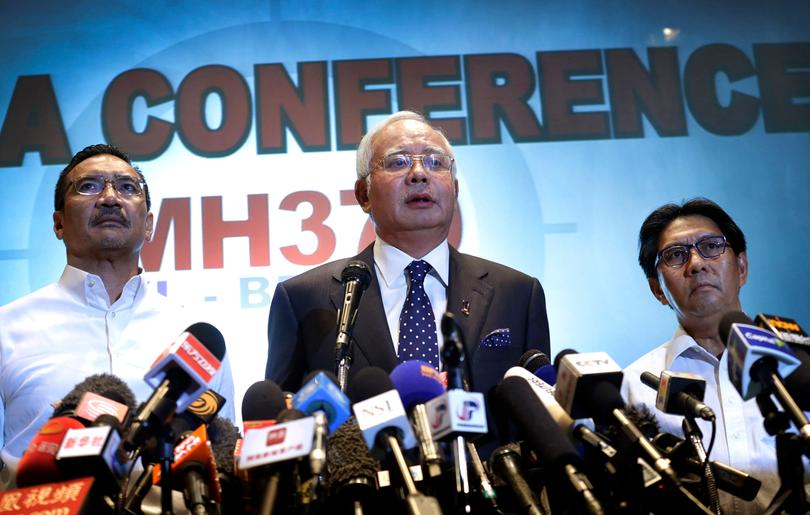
[70,175,145,198]
[376,153,454,174]
[656,235,729,268]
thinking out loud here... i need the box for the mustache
[90,206,130,227]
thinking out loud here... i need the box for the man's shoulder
[279,255,361,291]
[453,250,538,284]
[0,282,61,318]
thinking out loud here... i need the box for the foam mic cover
[720,311,800,399]
[389,360,446,409]
[15,417,86,487]
[292,370,351,433]
[326,417,380,504]
[242,379,286,422]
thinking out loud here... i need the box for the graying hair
[355,111,456,183]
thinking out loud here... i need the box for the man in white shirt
[265,111,550,402]
[0,144,235,485]
[622,197,803,514]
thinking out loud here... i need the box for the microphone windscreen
[496,377,582,471]
[185,322,227,361]
[586,379,626,423]
[389,360,445,409]
[276,408,307,423]
[719,311,753,344]
[53,373,137,417]
[341,260,372,289]
[519,349,551,371]
[624,404,661,440]
[533,364,557,386]
[346,367,393,404]
[553,348,578,371]
[208,416,241,471]
[242,380,286,422]
[326,417,379,492]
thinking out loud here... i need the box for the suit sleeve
[266,282,304,391]
[525,277,551,356]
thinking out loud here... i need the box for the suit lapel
[446,248,493,359]
[329,245,398,371]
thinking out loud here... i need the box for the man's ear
[144,212,154,242]
[648,277,669,306]
[736,251,748,288]
[53,211,64,240]
[355,178,371,214]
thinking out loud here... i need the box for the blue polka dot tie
[398,260,440,369]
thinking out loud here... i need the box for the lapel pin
[461,300,470,316]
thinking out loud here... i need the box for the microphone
[440,311,469,390]
[640,371,715,421]
[519,349,557,386]
[292,370,352,433]
[336,261,372,390]
[53,373,137,420]
[489,443,544,515]
[389,360,446,478]
[554,352,703,501]
[497,376,604,515]
[503,366,574,436]
[721,311,810,443]
[348,367,441,514]
[151,423,222,515]
[326,417,381,514]
[242,379,287,432]
[15,417,87,487]
[207,416,243,514]
[755,313,810,411]
[123,322,226,452]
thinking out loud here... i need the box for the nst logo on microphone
[425,390,488,439]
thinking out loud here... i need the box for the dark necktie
[397,260,440,368]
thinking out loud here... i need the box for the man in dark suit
[265,111,550,397]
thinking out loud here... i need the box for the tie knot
[406,260,431,284]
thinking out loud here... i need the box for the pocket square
[481,328,511,348]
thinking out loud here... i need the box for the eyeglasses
[656,235,728,268]
[70,175,145,198]
[376,153,454,174]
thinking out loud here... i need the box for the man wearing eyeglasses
[621,197,788,514]
[0,144,235,484]
[265,111,550,404]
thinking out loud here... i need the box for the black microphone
[755,313,810,411]
[336,261,372,390]
[497,376,604,515]
[241,379,287,424]
[489,443,544,515]
[640,371,716,421]
[326,417,381,514]
[123,322,227,452]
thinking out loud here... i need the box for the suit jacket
[265,244,550,396]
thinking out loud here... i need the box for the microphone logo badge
[266,427,287,446]
[76,392,129,424]
[456,399,479,421]
[431,403,448,429]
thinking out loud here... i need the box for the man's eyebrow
[661,233,724,248]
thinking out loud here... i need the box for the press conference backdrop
[1,1,808,414]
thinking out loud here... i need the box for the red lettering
[141,198,192,272]
[176,65,252,157]
[279,191,336,265]
[202,194,269,268]
[333,59,393,149]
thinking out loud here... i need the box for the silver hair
[355,111,457,184]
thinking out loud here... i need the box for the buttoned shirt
[622,326,808,514]
[0,265,235,486]
[373,238,450,357]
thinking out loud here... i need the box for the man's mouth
[92,214,128,227]
[406,193,433,205]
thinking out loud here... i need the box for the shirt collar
[663,325,721,369]
[58,264,144,310]
[373,238,450,289]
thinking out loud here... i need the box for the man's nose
[686,247,708,273]
[407,158,428,183]
[97,181,122,204]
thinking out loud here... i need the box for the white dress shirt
[622,326,809,514]
[372,238,450,359]
[0,265,235,486]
